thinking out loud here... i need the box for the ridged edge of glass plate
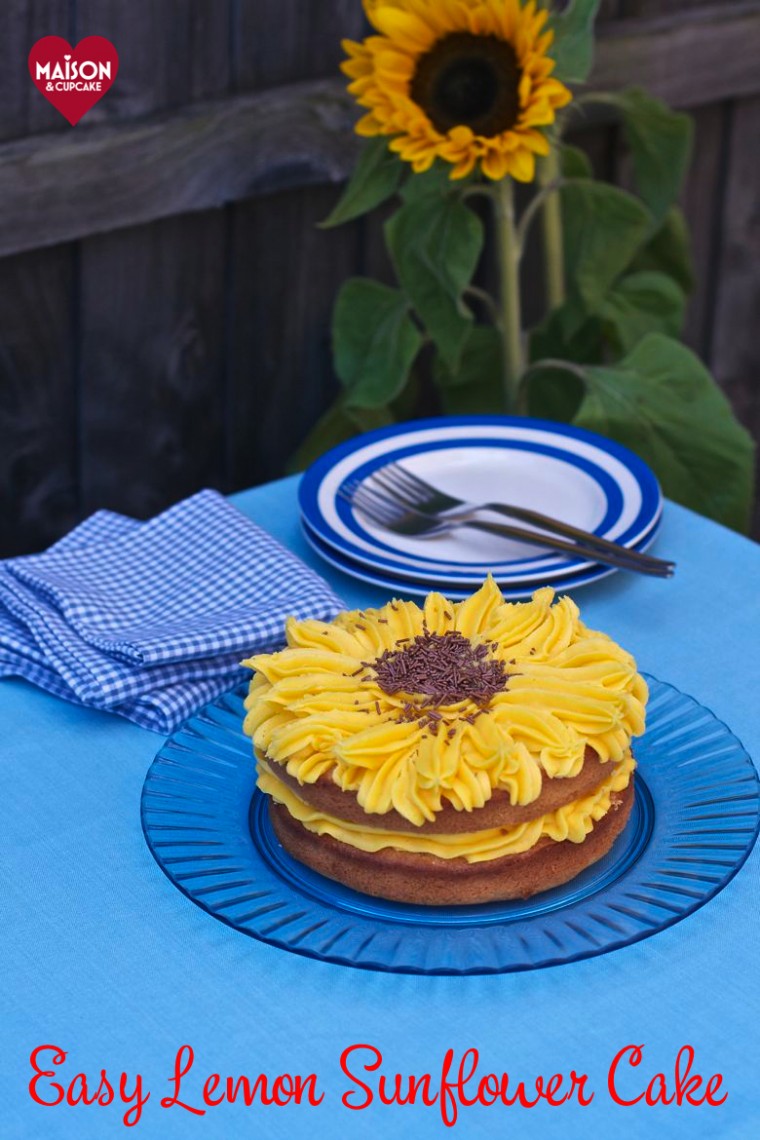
[141,676,759,975]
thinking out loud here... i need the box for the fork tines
[339,458,675,578]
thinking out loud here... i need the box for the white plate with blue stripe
[299,417,663,586]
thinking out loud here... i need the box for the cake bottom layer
[270,780,635,906]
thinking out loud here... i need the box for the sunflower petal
[481,149,511,180]
[519,129,551,156]
[372,7,437,51]
[449,153,478,180]
[355,112,382,137]
[509,148,537,183]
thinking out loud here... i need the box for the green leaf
[562,180,652,317]
[286,399,395,473]
[605,88,694,227]
[320,138,404,228]
[629,207,695,295]
[525,335,755,531]
[529,303,607,366]
[600,271,686,355]
[390,363,422,421]
[333,279,423,409]
[385,196,484,370]
[400,159,465,204]
[529,270,685,364]
[433,326,505,415]
[522,359,586,425]
[561,144,593,180]
[349,405,397,432]
[551,0,602,85]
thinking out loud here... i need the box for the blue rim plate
[299,417,663,583]
[301,515,663,600]
[141,676,759,975]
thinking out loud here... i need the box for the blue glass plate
[141,676,759,975]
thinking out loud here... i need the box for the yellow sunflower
[341,0,572,181]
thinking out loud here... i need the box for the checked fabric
[0,490,344,733]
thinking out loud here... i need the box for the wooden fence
[1,0,759,555]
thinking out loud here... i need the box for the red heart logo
[28,36,119,126]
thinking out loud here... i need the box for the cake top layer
[243,579,647,826]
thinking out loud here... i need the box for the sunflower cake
[242,580,647,905]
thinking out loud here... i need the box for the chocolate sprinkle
[371,629,509,708]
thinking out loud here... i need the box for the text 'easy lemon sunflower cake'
[243,580,647,905]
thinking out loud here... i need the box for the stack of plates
[298,417,663,600]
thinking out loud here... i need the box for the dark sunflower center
[410,33,521,137]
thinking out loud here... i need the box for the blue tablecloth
[3,477,759,1140]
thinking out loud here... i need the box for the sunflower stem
[494,177,524,414]
[461,184,498,201]
[465,285,501,325]
[516,178,563,252]
[539,149,566,312]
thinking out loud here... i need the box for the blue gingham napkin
[0,490,344,733]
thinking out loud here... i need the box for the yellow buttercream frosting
[243,580,647,827]
[257,754,636,864]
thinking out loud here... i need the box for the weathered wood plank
[0,1,79,557]
[228,185,361,487]
[593,1,760,108]
[0,79,359,260]
[680,103,727,361]
[0,0,37,141]
[1,2,758,260]
[711,96,760,536]
[235,0,367,90]
[0,245,78,555]
[75,0,231,123]
[0,0,75,140]
[619,0,726,16]
[76,0,232,520]
[598,0,627,18]
[226,0,366,487]
[77,212,229,517]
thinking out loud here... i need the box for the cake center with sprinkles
[370,629,510,709]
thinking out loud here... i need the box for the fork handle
[464,519,673,577]
[482,502,670,570]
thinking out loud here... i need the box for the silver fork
[340,477,674,578]
[365,461,674,575]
